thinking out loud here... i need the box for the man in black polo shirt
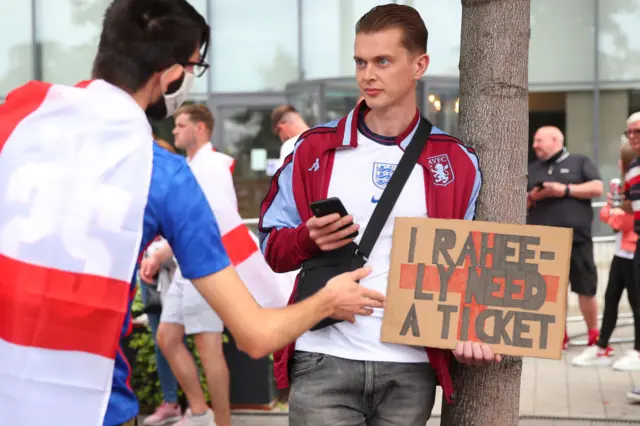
[527,126,604,351]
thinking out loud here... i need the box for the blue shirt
[104,143,231,426]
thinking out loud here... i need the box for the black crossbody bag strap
[356,117,433,260]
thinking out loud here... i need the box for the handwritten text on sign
[380,218,571,360]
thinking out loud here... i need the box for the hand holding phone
[308,197,360,251]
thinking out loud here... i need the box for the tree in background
[441,0,531,424]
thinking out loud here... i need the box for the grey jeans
[289,351,438,426]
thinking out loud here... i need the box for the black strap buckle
[355,248,369,263]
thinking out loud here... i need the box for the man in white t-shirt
[259,5,500,426]
[271,104,310,167]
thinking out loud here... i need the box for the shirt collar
[544,147,569,165]
[188,142,212,164]
[341,100,421,150]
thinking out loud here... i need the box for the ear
[160,64,186,94]
[415,53,430,80]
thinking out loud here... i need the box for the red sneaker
[588,329,600,346]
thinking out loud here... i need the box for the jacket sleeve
[258,146,321,272]
[608,209,635,232]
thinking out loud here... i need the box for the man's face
[354,28,426,110]
[275,120,295,142]
[532,129,558,161]
[172,113,198,150]
[626,120,640,153]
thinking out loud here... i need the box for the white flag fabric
[186,145,294,308]
[0,80,152,425]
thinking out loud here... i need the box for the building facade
[2,0,640,223]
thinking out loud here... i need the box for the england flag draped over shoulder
[0,81,153,425]
[187,146,293,309]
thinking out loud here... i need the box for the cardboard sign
[380,218,572,360]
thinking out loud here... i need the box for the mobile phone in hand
[309,197,359,240]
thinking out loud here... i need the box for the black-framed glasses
[182,60,209,77]
[624,129,640,138]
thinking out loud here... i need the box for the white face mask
[164,71,195,117]
[146,70,195,120]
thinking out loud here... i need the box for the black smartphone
[309,197,359,240]
[534,181,545,189]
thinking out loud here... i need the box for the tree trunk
[440,1,531,425]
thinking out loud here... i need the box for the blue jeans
[288,352,437,426]
[139,281,179,404]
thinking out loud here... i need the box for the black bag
[293,117,433,330]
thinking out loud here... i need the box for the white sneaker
[613,350,640,371]
[571,345,614,367]
[183,409,215,426]
[628,388,640,402]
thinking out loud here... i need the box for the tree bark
[440,0,531,425]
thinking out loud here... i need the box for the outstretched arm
[161,163,384,358]
[191,265,382,358]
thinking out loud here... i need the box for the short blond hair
[270,104,298,134]
[175,103,215,137]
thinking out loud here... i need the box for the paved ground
[227,416,639,425]
[516,321,639,422]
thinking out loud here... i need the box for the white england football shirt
[295,125,429,363]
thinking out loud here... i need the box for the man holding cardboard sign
[258,4,499,425]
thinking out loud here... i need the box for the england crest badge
[372,162,397,190]
[427,154,455,186]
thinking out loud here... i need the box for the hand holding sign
[453,341,502,366]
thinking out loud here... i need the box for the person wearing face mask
[0,1,385,426]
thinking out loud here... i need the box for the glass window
[36,0,209,93]
[37,0,111,86]
[598,0,640,82]
[211,0,299,92]
[425,90,459,137]
[185,0,209,94]
[288,87,324,127]
[216,104,283,219]
[0,2,34,95]
[530,0,595,85]
[398,0,462,77]
[301,0,386,79]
